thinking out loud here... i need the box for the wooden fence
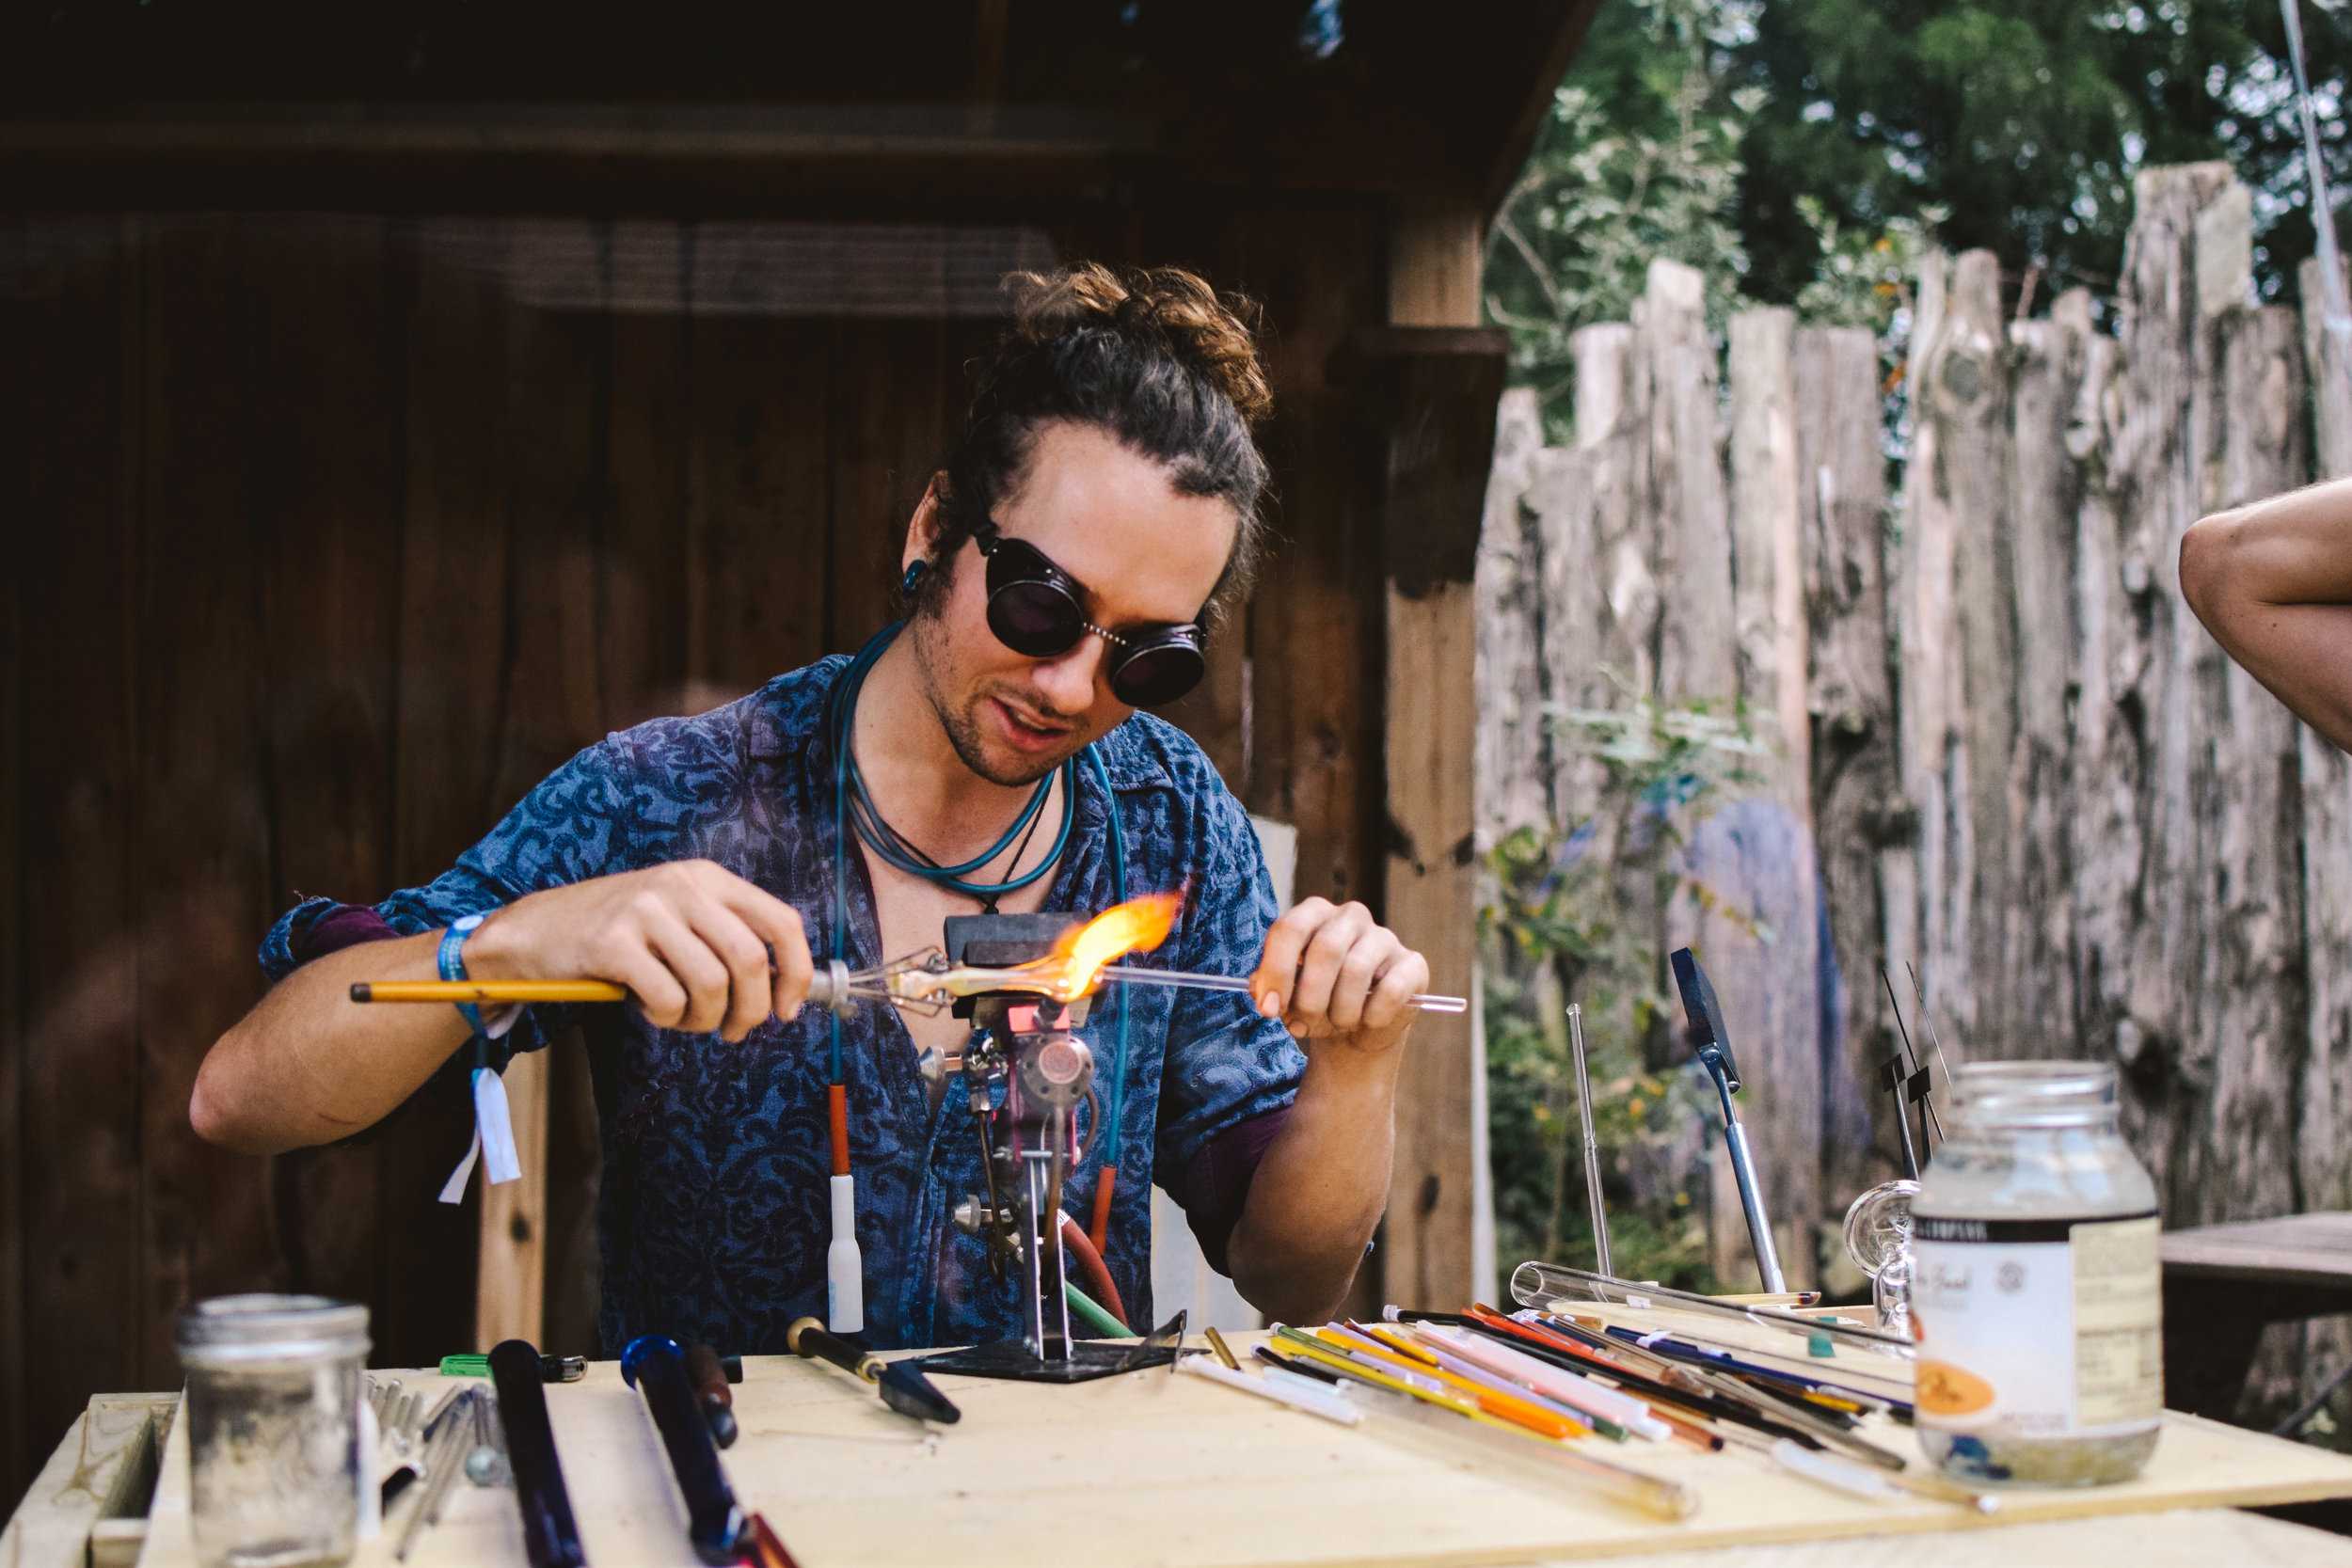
[1476,164,2352,1405]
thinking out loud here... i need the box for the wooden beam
[1343,198,1504,1309]
[473,1049,550,1350]
[0,100,1464,216]
[0,1394,178,1568]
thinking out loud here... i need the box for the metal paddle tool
[1671,948,1786,1294]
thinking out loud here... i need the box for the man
[2181,474,2352,752]
[190,263,1430,1354]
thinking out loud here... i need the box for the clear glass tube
[177,1294,370,1568]
[1912,1062,2161,1485]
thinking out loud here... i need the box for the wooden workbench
[2164,1212,2352,1418]
[13,1328,2352,1568]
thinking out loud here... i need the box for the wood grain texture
[1362,327,1507,1315]
[1708,307,1822,1288]
[0,230,30,1517]
[1477,168,2347,1327]
[2164,1212,2352,1286]
[2301,258,2352,1224]
[474,1046,548,1349]
[384,218,516,1368]
[2,200,1415,1497]
[18,217,145,1462]
[247,214,405,1336]
[135,217,299,1385]
[1231,201,1385,911]
[0,1394,177,1568]
[1793,325,1900,1208]
[120,1335,2352,1568]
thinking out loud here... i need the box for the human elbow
[188,1038,261,1151]
[2179,511,2236,625]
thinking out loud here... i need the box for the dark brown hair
[914,262,1272,630]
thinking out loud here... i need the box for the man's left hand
[1248,897,1430,1054]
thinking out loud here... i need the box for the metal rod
[395,1389,478,1560]
[1714,1075,1788,1294]
[1906,961,1958,1100]
[1097,967,1468,1013]
[1508,1260,1916,1355]
[357,955,1471,1016]
[1566,1004,1613,1277]
[1880,1056,1921,1180]
[1880,968,1944,1147]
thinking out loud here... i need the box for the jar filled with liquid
[1911,1061,2161,1485]
[178,1294,370,1568]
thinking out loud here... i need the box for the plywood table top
[111,1324,2352,1568]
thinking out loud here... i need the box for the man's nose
[1028,637,1110,714]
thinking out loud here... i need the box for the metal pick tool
[1566,1004,1613,1277]
[1672,948,1787,1294]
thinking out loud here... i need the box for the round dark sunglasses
[969,516,1207,708]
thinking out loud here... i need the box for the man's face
[909,420,1235,786]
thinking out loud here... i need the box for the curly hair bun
[1006,262,1272,427]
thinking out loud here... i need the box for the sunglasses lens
[988,580,1084,657]
[1110,639,1206,708]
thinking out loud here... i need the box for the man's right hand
[465,861,814,1041]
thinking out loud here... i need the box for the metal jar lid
[177,1293,371,1370]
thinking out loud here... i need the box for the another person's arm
[2181,477,2352,752]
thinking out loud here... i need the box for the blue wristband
[437,913,490,1045]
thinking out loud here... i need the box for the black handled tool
[621,1337,748,1565]
[787,1317,961,1424]
[1672,948,1788,1293]
[489,1338,589,1568]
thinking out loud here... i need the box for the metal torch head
[944,911,1093,1032]
[1670,947,1741,1093]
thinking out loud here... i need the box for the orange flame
[1040,892,1184,997]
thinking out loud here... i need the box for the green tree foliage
[1483,0,1761,436]
[1731,0,2351,308]
[1481,690,1768,1296]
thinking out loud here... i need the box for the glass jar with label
[1912,1061,2162,1485]
[178,1294,370,1568]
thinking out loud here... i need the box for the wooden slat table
[2164,1212,2352,1418]
[12,1322,2352,1568]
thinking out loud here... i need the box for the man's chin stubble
[944,702,1067,788]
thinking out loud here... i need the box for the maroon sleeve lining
[292,901,402,963]
[1171,1104,1292,1277]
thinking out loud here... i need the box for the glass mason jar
[177,1294,371,1568]
[1911,1062,2162,1485]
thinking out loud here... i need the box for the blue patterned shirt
[262,656,1304,1354]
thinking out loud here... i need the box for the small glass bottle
[178,1294,371,1568]
[1912,1062,2162,1485]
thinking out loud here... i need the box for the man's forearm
[190,930,473,1154]
[1223,1045,1403,1323]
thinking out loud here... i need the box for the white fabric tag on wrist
[437,1066,523,1203]
[473,1066,521,1184]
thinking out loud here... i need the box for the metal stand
[913,913,1176,1386]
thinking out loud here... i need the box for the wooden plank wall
[0,201,1397,1509]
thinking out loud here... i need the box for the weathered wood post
[1351,198,1509,1309]
[2299,255,2352,1217]
[1793,324,1904,1208]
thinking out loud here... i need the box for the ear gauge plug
[901,560,927,594]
